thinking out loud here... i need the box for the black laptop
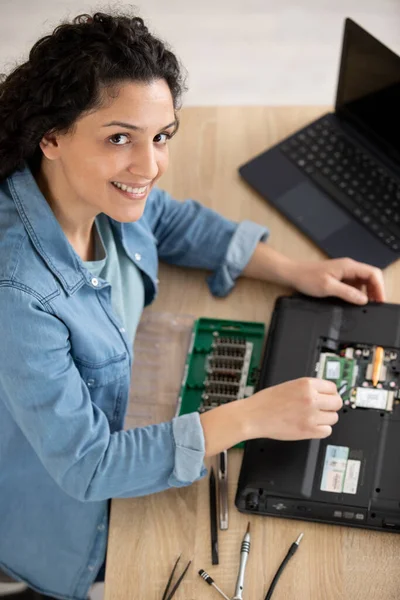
[239,18,400,268]
[235,295,400,532]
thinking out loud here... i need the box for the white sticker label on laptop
[321,445,349,493]
[343,459,361,495]
[326,360,341,380]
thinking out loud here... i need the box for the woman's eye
[109,134,130,145]
[154,132,171,144]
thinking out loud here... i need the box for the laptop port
[383,520,400,530]
[245,492,259,511]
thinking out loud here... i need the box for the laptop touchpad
[277,182,351,241]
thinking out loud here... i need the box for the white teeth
[112,182,147,194]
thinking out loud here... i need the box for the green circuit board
[317,353,356,402]
[176,317,265,448]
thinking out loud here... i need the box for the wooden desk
[104,107,400,600]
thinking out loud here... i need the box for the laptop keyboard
[280,117,400,252]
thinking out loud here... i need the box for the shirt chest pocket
[74,352,129,427]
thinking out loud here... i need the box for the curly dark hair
[0,11,186,180]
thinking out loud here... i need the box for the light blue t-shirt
[83,213,144,345]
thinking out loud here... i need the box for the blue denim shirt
[0,165,268,600]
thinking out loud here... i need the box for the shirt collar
[8,164,88,294]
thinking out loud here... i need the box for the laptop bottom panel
[235,296,400,532]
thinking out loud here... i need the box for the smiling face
[39,79,177,224]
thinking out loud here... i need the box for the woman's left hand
[287,257,386,304]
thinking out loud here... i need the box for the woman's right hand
[200,377,343,457]
[243,377,343,441]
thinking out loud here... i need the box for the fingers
[316,392,343,411]
[304,378,343,409]
[316,409,340,426]
[312,425,333,439]
[356,262,385,302]
[325,279,368,305]
[336,259,386,303]
[366,272,386,302]
[312,378,337,394]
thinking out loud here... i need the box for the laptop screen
[335,19,400,163]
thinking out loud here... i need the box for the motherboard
[316,344,400,412]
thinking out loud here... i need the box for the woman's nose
[128,144,159,181]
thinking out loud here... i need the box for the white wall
[0,0,399,106]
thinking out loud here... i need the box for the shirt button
[134,252,141,261]
[87,379,95,387]
[156,278,160,284]
[88,565,95,572]
[119,327,126,333]
[97,524,105,532]
[91,277,99,287]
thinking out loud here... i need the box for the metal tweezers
[161,554,192,600]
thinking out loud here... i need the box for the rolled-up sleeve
[144,189,269,297]
[168,412,207,487]
[208,219,269,297]
[0,286,207,502]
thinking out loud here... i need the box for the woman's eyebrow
[102,120,177,132]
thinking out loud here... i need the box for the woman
[0,11,385,600]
